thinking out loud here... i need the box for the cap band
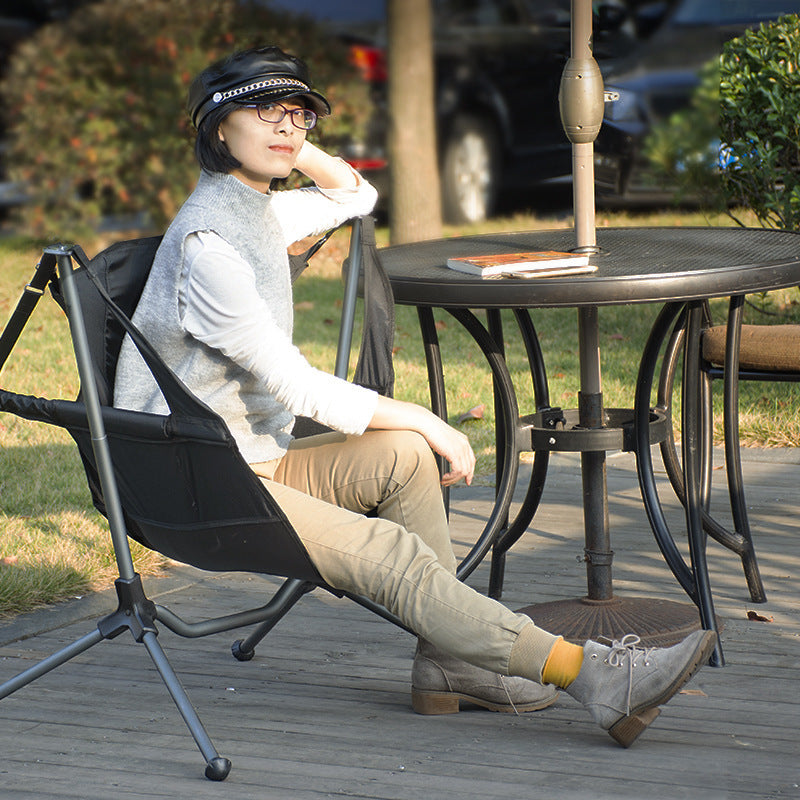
[211,76,310,105]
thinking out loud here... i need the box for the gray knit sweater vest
[114,171,296,463]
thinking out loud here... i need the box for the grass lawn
[1,204,799,617]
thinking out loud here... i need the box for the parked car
[271,0,656,222]
[594,0,800,204]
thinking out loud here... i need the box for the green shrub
[719,13,800,229]
[644,14,800,229]
[2,0,371,239]
[643,58,724,211]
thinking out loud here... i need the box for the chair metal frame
[0,222,407,781]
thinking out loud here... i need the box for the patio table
[378,226,800,662]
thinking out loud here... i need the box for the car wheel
[441,116,501,224]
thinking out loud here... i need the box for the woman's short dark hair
[194,103,241,173]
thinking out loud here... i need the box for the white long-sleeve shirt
[114,169,379,463]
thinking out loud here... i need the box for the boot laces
[498,675,520,716]
[603,634,656,714]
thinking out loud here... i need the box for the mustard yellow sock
[541,637,585,688]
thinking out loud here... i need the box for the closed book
[446,250,595,278]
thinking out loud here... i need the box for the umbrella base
[517,595,720,648]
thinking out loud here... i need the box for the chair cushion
[702,324,800,372]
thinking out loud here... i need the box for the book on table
[445,250,597,278]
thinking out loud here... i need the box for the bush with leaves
[643,58,725,211]
[719,13,800,230]
[644,14,800,229]
[2,0,371,239]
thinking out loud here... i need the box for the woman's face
[217,101,307,192]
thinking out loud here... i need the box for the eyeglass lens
[256,103,317,129]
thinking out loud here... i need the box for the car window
[673,0,800,25]
[434,0,521,26]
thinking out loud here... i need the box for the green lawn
[1,205,799,617]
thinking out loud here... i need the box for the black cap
[188,46,331,129]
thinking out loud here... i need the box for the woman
[115,45,715,746]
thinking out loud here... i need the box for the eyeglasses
[241,102,318,130]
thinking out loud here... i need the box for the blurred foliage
[719,13,800,230]
[643,58,725,211]
[1,0,371,239]
[644,14,800,230]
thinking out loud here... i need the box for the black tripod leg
[141,631,231,781]
[0,628,104,700]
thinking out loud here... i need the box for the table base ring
[520,407,669,453]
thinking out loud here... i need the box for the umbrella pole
[518,1,707,644]
[561,0,612,601]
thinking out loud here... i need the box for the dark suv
[271,0,648,222]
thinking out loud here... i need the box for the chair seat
[702,324,800,372]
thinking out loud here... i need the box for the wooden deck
[1,447,799,799]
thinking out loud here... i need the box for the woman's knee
[370,429,438,480]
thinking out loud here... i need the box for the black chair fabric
[6,238,324,583]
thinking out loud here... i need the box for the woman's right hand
[368,396,476,486]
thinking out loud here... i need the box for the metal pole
[50,246,137,583]
[335,217,363,380]
[561,0,611,600]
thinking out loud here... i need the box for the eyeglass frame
[238,101,318,130]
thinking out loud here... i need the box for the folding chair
[0,218,403,781]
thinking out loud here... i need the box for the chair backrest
[20,238,324,582]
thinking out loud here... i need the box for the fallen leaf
[1,555,19,565]
[456,404,485,424]
[679,688,708,697]
[746,610,773,622]
[609,332,625,340]
[435,320,447,331]
[293,301,314,311]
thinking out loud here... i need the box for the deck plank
[1,448,799,799]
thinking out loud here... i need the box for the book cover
[446,250,595,278]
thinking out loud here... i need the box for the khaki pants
[251,429,557,677]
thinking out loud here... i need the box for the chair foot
[205,756,232,781]
[231,639,255,661]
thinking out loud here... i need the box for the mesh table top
[379,227,800,308]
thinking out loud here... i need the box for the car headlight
[603,86,640,123]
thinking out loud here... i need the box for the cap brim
[236,87,331,117]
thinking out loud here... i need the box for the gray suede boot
[411,639,558,715]
[565,630,716,747]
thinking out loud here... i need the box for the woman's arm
[369,395,476,487]
[293,139,358,190]
[272,141,377,244]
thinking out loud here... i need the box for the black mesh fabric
[2,239,324,583]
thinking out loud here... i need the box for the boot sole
[411,687,559,715]
[608,629,717,748]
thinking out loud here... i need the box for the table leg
[416,306,450,512]
[488,310,552,598]
[636,301,723,663]
[416,306,524,583]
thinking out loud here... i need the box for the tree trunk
[387,0,442,244]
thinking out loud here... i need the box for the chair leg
[722,296,767,603]
[0,628,104,700]
[231,578,315,661]
[0,619,231,781]
[142,631,231,781]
